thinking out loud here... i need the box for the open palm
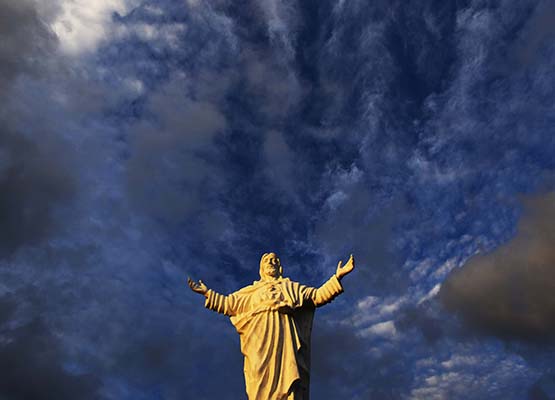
[188,277,208,295]
[336,254,355,280]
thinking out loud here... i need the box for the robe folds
[205,275,343,400]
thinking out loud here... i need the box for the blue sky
[1,0,555,398]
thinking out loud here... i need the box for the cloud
[0,129,74,254]
[240,48,303,120]
[50,0,138,55]
[440,192,555,341]
[310,318,412,399]
[513,0,555,66]
[256,0,299,59]
[311,165,405,293]
[262,129,301,199]
[0,292,100,400]
[0,0,75,255]
[395,302,447,344]
[410,347,536,400]
[0,0,58,90]
[360,320,398,338]
[126,77,227,222]
[528,373,555,400]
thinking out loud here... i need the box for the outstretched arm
[310,255,355,307]
[188,277,236,316]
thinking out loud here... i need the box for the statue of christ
[188,252,355,400]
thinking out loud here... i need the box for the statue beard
[260,265,282,280]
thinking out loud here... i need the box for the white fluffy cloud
[50,0,136,54]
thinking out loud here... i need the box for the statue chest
[254,284,287,307]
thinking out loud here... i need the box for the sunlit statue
[188,252,355,400]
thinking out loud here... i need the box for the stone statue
[188,252,355,400]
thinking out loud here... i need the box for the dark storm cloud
[0,292,99,400]
[102,314,246,399]
[514,0,555,66]
[311,165,405,293]
[440,193,555,341]
[0,0,58,90]
[528,373,555,400]
[107,0,317,285]
[396,302,445,344]
[0,128,74,253]
[107,3,239,249]
[310,318,412,399]
[127,77,227,222]
[0,0,75,254]
[239,48,303,121]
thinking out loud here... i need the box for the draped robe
[204,275,343,400]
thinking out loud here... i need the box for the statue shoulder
[232,281,259,296]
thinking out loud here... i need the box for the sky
[1,0,555,399]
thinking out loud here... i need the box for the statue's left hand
[336,254,355,280]
[188,277,208,295]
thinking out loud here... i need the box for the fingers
[187,277,200,290]
[337,260,343,269]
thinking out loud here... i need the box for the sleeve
[311,274,344,307]
[204,290,237,316]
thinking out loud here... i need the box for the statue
[188,252,355,400]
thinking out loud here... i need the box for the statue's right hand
[188,277,208,295]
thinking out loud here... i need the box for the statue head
[259,252,283,280]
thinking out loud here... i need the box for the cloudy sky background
[1,0,555,398]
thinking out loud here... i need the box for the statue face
[260,252,282,279]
